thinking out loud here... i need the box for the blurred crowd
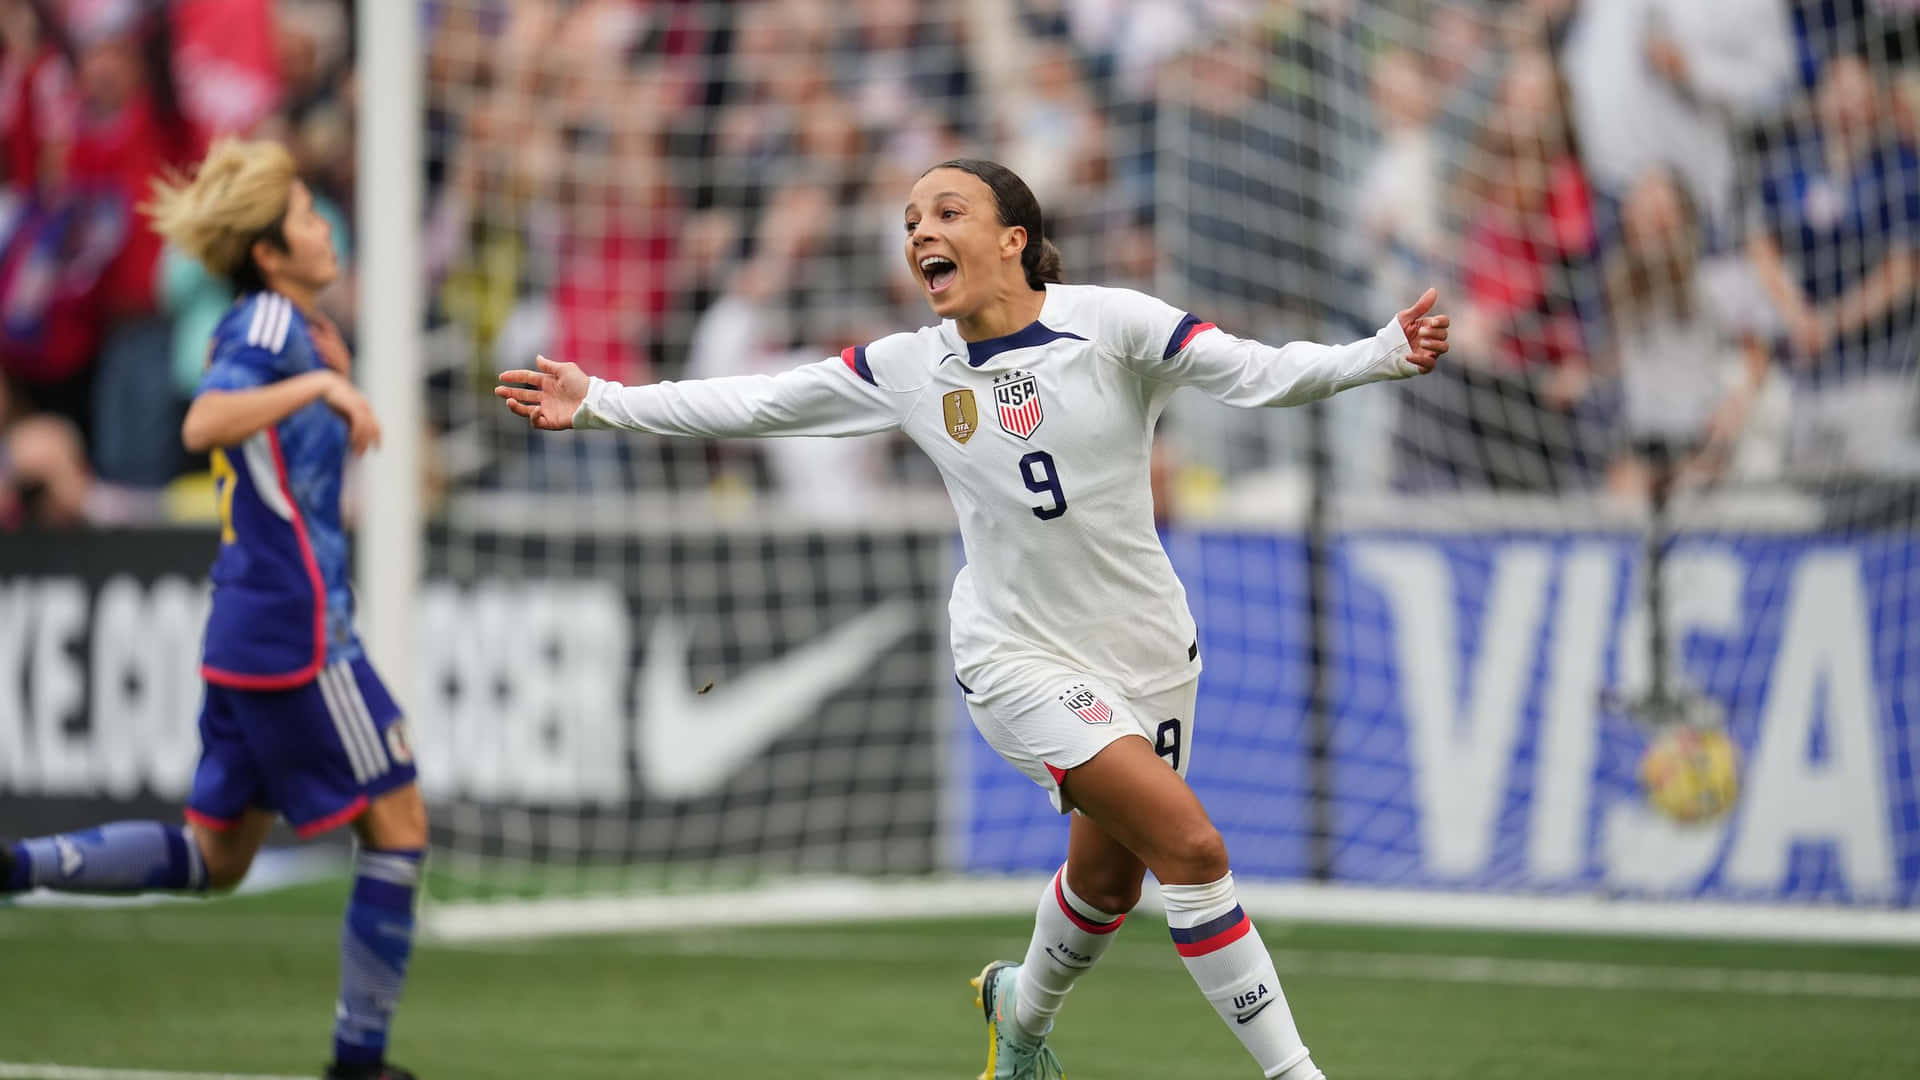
[1,0,1916,529]
[1345,0,1920,497]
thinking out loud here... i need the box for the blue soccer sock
[333,846,423,1068]
[6,822,208,893]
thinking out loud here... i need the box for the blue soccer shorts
[186,656,419,837]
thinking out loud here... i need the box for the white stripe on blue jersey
[246,294,293,353]
[239,431,297,522]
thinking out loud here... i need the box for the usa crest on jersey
[1059,684,1112,725]
[993,371,1044,440]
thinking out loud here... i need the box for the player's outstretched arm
[1149,287,1448,408]
[184,370,382,455]
[497,351,901,439]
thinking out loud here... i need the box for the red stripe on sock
[1054,871,1125,935]
[1172,912,1251,956]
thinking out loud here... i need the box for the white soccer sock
[1162,873,1323,1080]
[1012,865,1127,1039]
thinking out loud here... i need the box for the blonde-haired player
[5,139,426,1080]
[500,159,1447,1079]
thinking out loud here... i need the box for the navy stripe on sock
[352,875,415,909]
[1168,904,1246,945]
[163,826,192,890]
[5,843,28,890]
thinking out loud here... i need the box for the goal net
[402,0,1920,933]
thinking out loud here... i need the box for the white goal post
[354,0,1920,941]
[353,0,423,695]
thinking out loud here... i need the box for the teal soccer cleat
[969,960,1066,1080]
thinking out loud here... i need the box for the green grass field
[4,882,1919,1080]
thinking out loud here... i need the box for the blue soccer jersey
[196,291,360,687]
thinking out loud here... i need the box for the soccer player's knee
[1080,880,1143,916]
[1069,861,1144,915]
[199,846,253,892]
[361,785,429,850]
[1165,824,1230,884]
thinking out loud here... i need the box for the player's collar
[964,321,1086,367]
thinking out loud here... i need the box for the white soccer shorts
[961,656,1199,813]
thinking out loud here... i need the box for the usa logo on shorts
[994,371,1044,440]
[1059,684,1112,725]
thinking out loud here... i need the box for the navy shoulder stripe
[840,345,875,385]
[1163,313,1216,359]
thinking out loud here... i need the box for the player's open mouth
[920,255,957,295]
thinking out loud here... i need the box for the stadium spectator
[425,92,541,375]
[66,0,217,488]
[1562,0,1797,240]
[547,84,680,390]
[706,0,837,215]
[1154,31,1302,326]
[9,0,1906,512]
[995,39,1105,211]
[1337,45,1442,489]
[271,0,353,217]
[1348,46,1442,330]
[0,374,93,527]
[1789,0,1920,89]
[832,0,975,137]
[1399,45,1606,491]
[0,353,163,528]
[685,181,895,518]
[1749,52,1920,474]
[0,0,99,440]
[1027,0,1238,102]
[1603,168,1773,497]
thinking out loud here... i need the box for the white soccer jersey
[577,283,1419,697]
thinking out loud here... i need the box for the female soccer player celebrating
[498,159,1448,1080]
[2,140,426,1080]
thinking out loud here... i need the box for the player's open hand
[1396,287,1449,373]
[321,373,382,455]
[496,355,588,430]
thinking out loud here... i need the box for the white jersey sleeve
[573,343,913,438]
[1097,287,1421,407]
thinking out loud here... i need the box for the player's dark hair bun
[925,158,1064,290]
[1030,238,1065,289]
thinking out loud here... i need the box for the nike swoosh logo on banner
[1234,999,1275,1025]
[636,603,915,800]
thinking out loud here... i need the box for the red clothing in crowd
[66,95,207,316]
[552,205,678,388]
[1461,157,1596,372]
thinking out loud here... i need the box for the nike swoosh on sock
[1044,947,1094,970]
